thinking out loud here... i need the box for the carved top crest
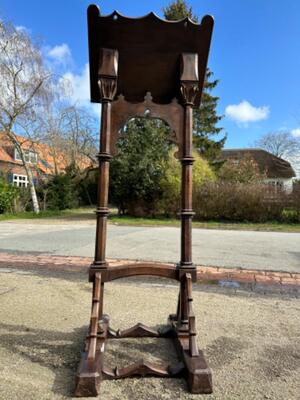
[87,4,214,107]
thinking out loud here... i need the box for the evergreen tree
[109,118,171,216]
[163,0,226,163]
[163,0,195,20]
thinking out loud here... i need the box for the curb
[0,252,299,288]
[197,266,300,287]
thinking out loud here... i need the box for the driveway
[0,221,299,272]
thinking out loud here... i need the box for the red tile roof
[0,132,93,174]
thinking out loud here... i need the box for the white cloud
[62,63,89,104]
[61,63,99,116]
[16,25,30,33]
[47,43,72,65]
[225,100,270,125]
[291,128,300,137]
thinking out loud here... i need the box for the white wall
[264,178,293,194]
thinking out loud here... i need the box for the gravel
[0,268,299,400]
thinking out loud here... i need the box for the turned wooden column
[91,48,118,274]
[180,102,194,267]
[178,53,200,280]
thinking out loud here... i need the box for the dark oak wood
[102,360,185,379]
[75,5,214,397]
[110,92,183,157]
[75,273,107,397]
[107,323,175,339]
[179,53,199,272]
[90,262,179,282]
[92,48,118,270]
[87,6,213,107]
[76,271,213,396]
[108,323,160,338]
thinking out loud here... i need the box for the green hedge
[193,182,299,223]
[0,177,18,213]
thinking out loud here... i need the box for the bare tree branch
[0,20,55,213]
[253,131,300,158]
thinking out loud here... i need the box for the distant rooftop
[220,148,296,179]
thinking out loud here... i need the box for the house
[220,148,296,193]
[0,132,92,187]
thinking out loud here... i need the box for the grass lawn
[0,207,91,221]
[110,214,300,232]
[1,207,300,232]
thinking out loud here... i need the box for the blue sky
[1,0,300,148]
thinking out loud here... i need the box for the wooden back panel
[87,5,214,106]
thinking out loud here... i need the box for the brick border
[197,266,299,287]
[0,252,299,287]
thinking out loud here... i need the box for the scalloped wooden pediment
[87,5,214,107]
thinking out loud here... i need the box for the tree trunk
[5,130,40,214]
[24,163,40,214]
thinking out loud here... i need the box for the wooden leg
[75,273,106,397]
[173,335,212,394]
[177,278,189,334]
[169,273,213,394]
[99,282,104,320]
[75,269,212,396]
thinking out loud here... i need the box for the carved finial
[117,94,125,102]
[98,48,119,101]
[180,83,199,106]
[144,92,153,103]
[180,53,199,106]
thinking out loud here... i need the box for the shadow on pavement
[0,322,86,396]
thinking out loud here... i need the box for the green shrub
[192,157,299,223]
[16,187,32,212]
[284,184,300,222]
[158,149,216,216]
[193,182,288,222]
[76,169,98,206]
[45,173,79,210]
[217,155,266,183]
[0,177,18,213]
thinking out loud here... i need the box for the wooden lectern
[75,4,214,396]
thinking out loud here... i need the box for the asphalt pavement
[0,221,299,272]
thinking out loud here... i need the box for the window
[13,174,28,188]
[14,149,22,161]
[14,148,38,164]
[267,180,283,188]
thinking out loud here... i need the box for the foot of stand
[74,352,102,397]
[75,269,212,397]
[107,323,175,339]
[175,338,212,394]
[102,359,185,379]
